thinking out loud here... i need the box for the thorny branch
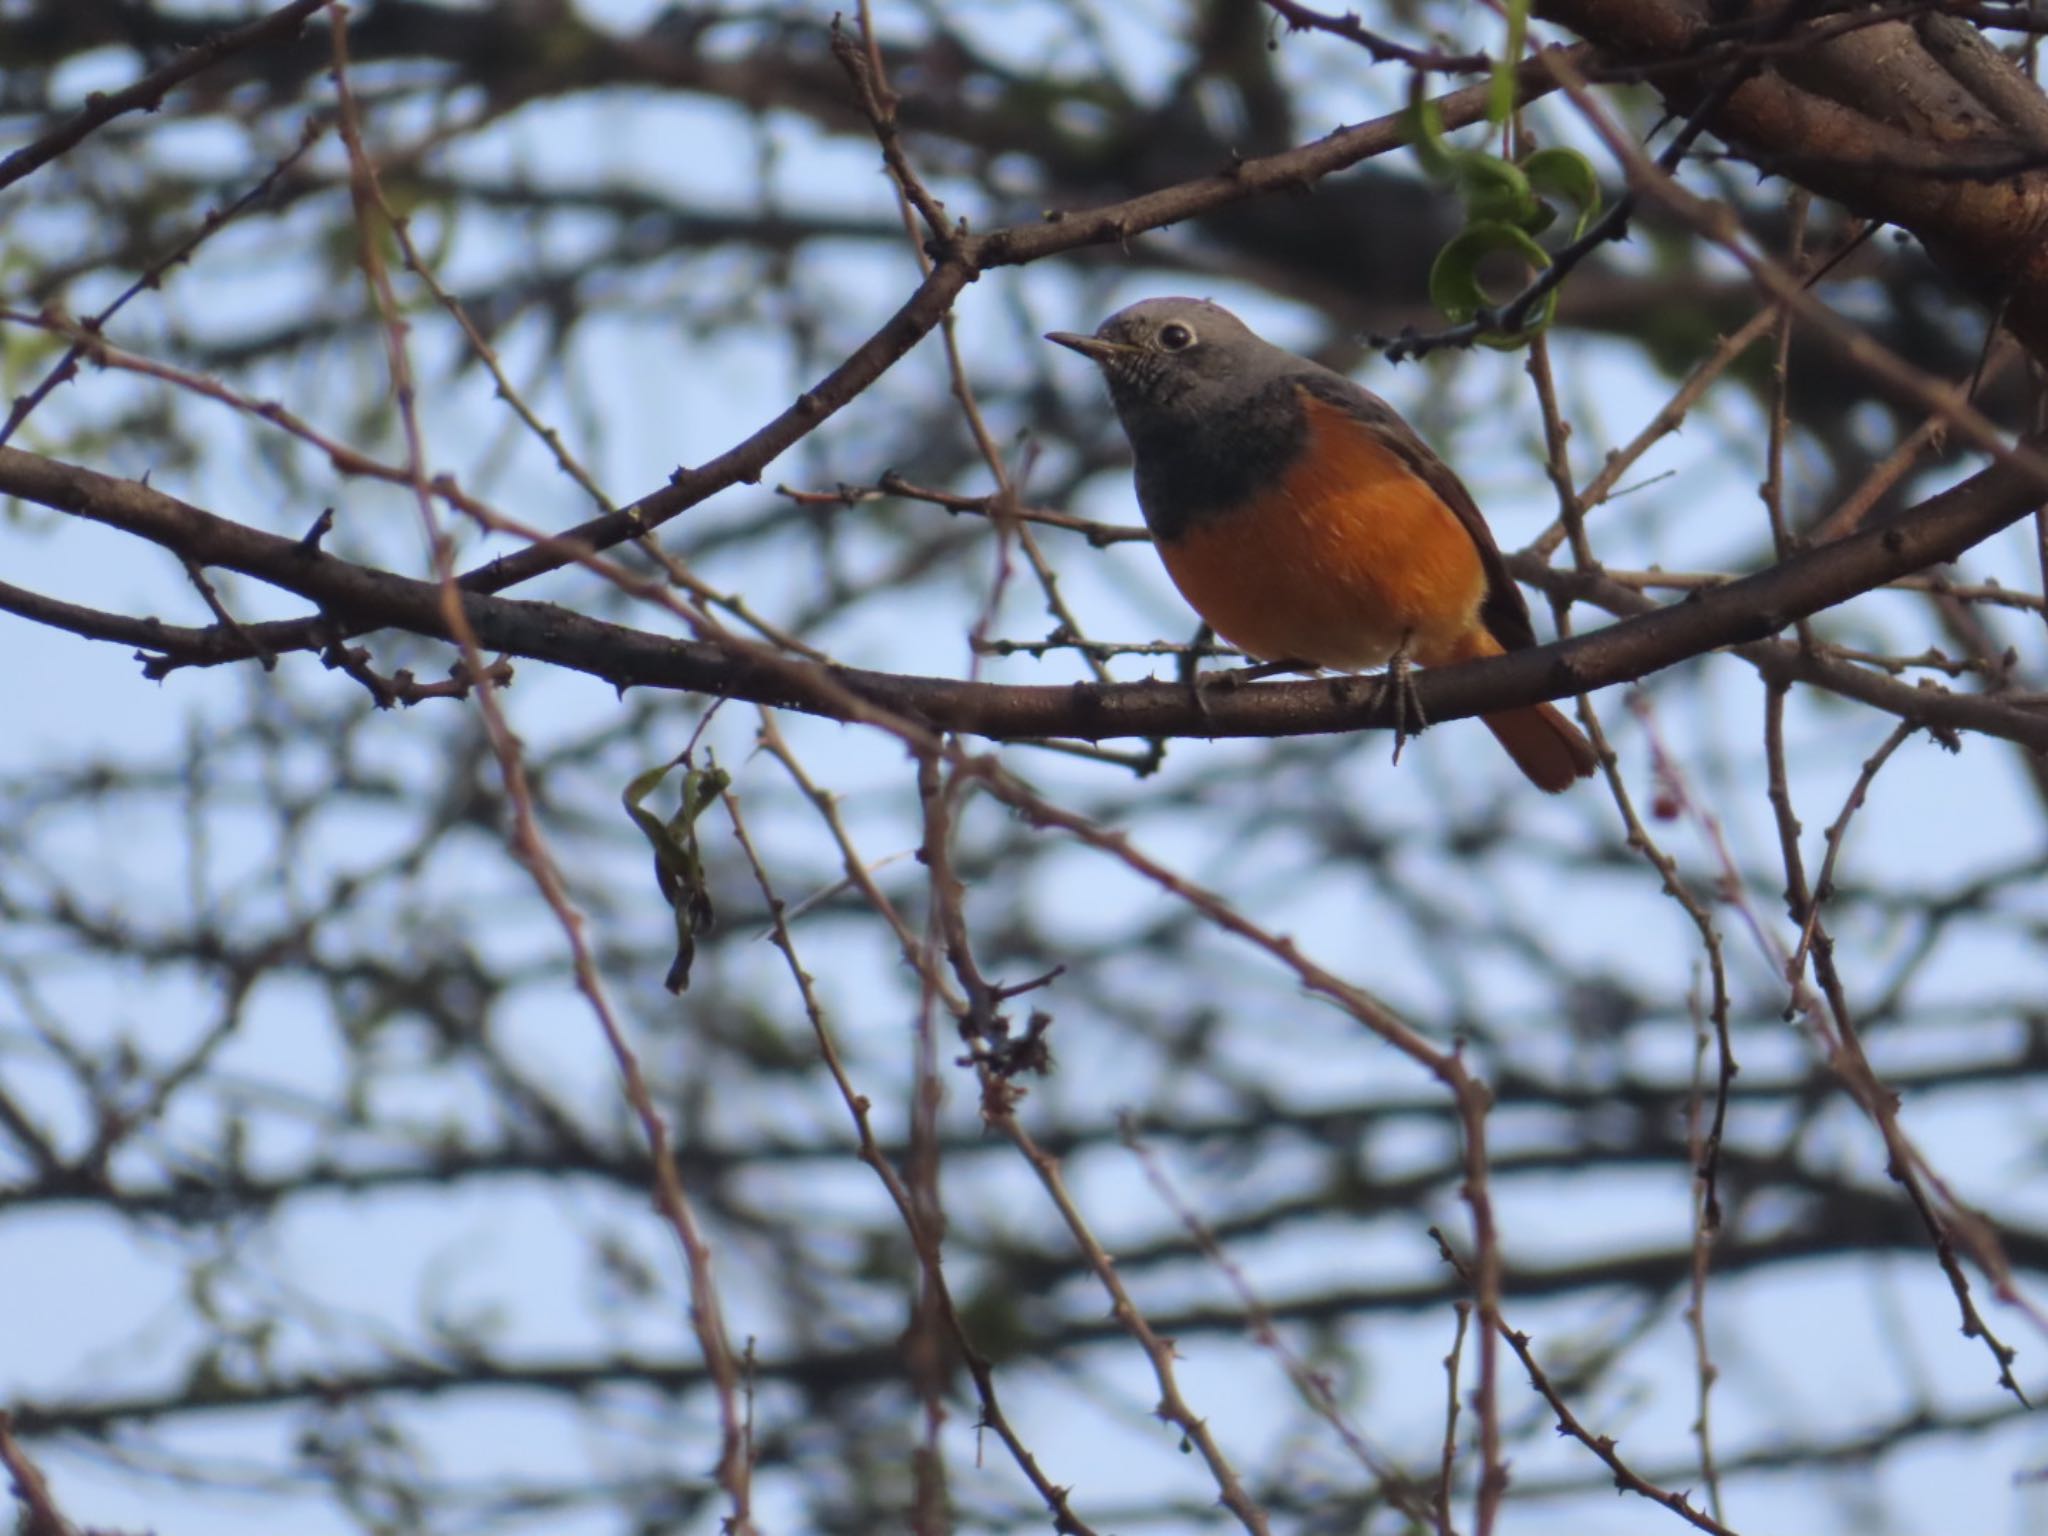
[3,437,2045,750]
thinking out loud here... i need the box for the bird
[1047,296,1598,793]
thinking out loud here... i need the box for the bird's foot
[1366,639,1427,764]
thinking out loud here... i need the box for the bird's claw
[1368,640,1427,764]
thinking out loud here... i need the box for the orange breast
[1154,390,1489,669]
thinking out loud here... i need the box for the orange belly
[1155,392,1488,669]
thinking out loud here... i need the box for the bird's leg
[1176,624,1219,721]
[1368,632,1427,764]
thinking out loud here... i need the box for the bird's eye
[1157,322,1195,351]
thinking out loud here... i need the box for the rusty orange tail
[1435,627,1598,793]
[1482,703,1598,793]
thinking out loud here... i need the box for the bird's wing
[1293,371,1539,654]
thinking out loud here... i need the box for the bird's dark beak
[1045,330,1126,363]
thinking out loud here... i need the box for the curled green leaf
[1428,221,1558,348]
[1405,50,1605,350]
[622,755,732,993]
[1407,76,1541,230]
[1428,221,1550,321]
[1403,79,1459,182]
[1456,155,1537,230]
[1520,146,1602,238]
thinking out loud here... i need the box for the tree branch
[3,438,2045,748]
[1538,0,2048,359]
[0,0,336,193]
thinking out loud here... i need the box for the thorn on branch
[322,636,513,708]
[297,506,336,552]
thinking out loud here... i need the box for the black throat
[1111,375,1309,545]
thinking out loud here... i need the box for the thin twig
[331,14,762,1527]
[0,1412,79,1536]
[1526,329,1736,1223]
[0,0,335,192]
[179,556,277,670]
[779,474,1150,547]
[1259,0,1492,71]
[0,116,326,451]
[1787,720,1919,978]
[1438,1304,1471,1536]
[986,1105,1274,1536]
[1761,191,1809,561]
[1638,695,2037,1402]
[1119,1116,1440,1530]
[1683,1004,1727,1522]
[723,768,1097,1536]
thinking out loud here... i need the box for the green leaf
[1403,82,1459,182]
[1428,221,1558,349]
[1428,221,1551,323]
[622,755,732,993]
[1488,0,1530,127]
[1521,146,1602,237]
[1406,46,1605,349]
[1407,75,1539,228]
[1456,154,1537,229]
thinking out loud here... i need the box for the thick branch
[19,47,1579,690]
[2,440,2045,748]
[454,47,1583,592]
[1539,0,2048,358]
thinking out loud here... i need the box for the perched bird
[1048,297,1597,792]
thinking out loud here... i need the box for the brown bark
[4,438,2043,749]
[1541,0,2048,357]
